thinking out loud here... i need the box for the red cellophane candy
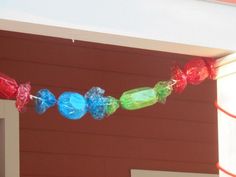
[0,72,18,99]
[171,65,187,93]
[204,57,217,79]
[171,57,216,93]
[0,72,31,111]
[16,83,31,112]
[184,58,209,85]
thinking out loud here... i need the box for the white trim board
[131,169,218,177]
[0,19,231,58]
[0,100,19,177]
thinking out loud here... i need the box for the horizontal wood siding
[0,30,218,177]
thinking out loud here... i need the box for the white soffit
[0,0,236,57]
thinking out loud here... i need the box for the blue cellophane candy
[57,92,87,120]
[35,89,57,114]
[85,87,108,120]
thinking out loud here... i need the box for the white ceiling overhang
[0,0,236,57]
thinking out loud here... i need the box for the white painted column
[0,100,19,177]
[217,53,236,177]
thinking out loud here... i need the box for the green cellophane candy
[154,81,173,103]
[106,96,120,116]
[120,87,157,110]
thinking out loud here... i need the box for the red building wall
[0,30,218,177]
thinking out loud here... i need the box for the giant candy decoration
[120,80,173,110]
[35,89,57,114]
[57,92,87,120]
[171,57,216,93]
[85,87,109,119]
[0,57,216,119]
[0,72,31,111]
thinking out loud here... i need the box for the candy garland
[0,57,216,120]
[3,57,236,175]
